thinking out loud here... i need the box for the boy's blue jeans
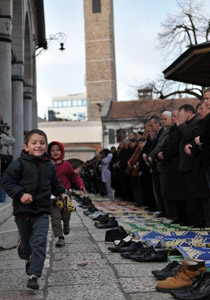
[15,213,49,277]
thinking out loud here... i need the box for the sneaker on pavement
[63,224,70,235]
[27,275,39,290]
[55,238,65,247]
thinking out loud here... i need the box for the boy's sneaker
[27,275,39,290]
[63,224,70,235]
[55,237,65,247]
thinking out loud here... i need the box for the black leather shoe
[83,208,98,216]
[121,246,153,259]
[152,260,180,280]
[108,239,133,252]
[156,212,167,218]
[105,226,128,242]
[91,212,109,221]
[170,272,210,300]
[130,248,168,262]
[94,214,110,224]
[95,217,118,229]
[119,241,143,253]
[78,197,92,207]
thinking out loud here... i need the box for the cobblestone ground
[0,203,174,300]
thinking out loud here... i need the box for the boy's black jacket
[1,150,65,215]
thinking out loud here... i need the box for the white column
[32,99,38,129]
[24,86,33,133]
[0,8,12,126]
[12,63,24,159]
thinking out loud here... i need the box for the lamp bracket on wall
[36,32,67,57]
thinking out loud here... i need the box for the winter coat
[178,114,201,172]
[178,115,210,199]
[160,125,185,201]
[54,161,85,190]
[1,150,65,215]
[199,113,210,167]
[0,133,16,155]
[48,140,85,190]
[101,153,112,183]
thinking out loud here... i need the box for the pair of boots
[156,260,206,293]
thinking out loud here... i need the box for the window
[58,101,63,108]
[92,0,101,13]
[53,101,58,108]
[67,100,72,107]
[77,100,82,106]
[73,100,77,107]
[116,129,126,143]
[63,101,67,107]
[109,129,115,144]
[82,99,87,106]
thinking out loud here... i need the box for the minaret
[84,0,117,121]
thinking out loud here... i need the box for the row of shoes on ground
[80,200,119,229]
[105,226,128,242]
[88,211,119,229]
[152,259,210,299]
[107,235,168,262]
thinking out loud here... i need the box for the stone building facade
[0,0,46,159]
[38,120,102,164]
[84,0,117,121]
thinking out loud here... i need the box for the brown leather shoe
[156,261,200,293]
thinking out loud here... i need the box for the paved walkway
[0,201,174,300]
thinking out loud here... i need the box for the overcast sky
[37,0,210,118]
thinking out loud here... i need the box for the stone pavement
[0,201,174,300]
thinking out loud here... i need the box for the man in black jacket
[194,89,210,226]
[177,104,208,226]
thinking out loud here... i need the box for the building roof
[105,98,199,120]
[163,42,210,87]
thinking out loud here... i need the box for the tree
[158,0,210,58]
[140,0,210,100]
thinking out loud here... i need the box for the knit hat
[48,141,65,162]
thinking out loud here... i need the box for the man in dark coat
[157,110,185,223]
[146,116,165,216]
[139,121,157,212]
[193,89,210,226]
[177,104,208,227]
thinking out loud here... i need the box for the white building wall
[38,121,102,144]
[38,120,102,162]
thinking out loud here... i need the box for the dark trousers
[141,171,156,211]
[183,171,205,227]
[15,213,49,277]
[152,165,164,213]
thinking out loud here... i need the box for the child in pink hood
[48,141,85,247]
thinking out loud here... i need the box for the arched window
[92,0,101,13]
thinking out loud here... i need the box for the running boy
[1,129,65,290]
[48,141,85,247]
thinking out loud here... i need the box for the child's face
[24,133,47,156]
[50,144,62,160]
